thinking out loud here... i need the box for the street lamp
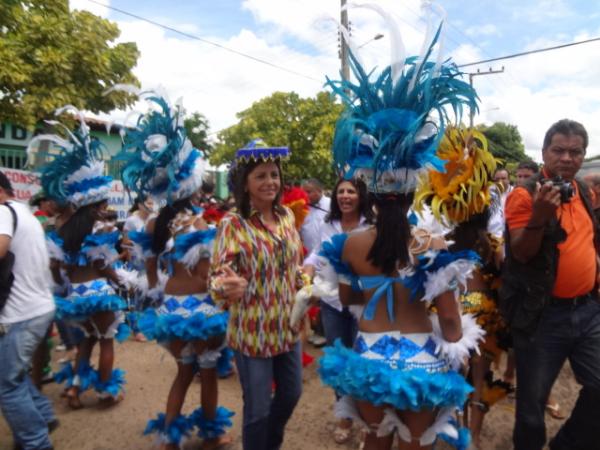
[357,33,384,49]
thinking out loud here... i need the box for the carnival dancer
[415,127,510,448]
[28,108,131,409]
[210,140,307,450]
[117,90,233,450]
[312,5,485,450]
[302,177,374,444]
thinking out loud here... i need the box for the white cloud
[69,0,110,18]
[464,24,499,37]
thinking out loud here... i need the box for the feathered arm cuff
[128,230,155,261]
[46,231,65,262]
[171,228,217,270]
[81,231,120,267]
[408,249,480,302]
[430,313,485,370]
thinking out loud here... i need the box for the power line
[86,0,322,83]
[458,36,600,68]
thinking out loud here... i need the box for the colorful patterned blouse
[210,206,304,357]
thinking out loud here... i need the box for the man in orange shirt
[501,119,600,450]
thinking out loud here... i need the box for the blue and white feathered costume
[116,89,233,445]
[29,106,130,399]
[313,4,484,448]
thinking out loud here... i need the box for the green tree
[211,91,343,186]
[184,112,213,156]
[0,0,139,129]
[477,122,529,165]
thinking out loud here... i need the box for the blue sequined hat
[328,3,478,194]
[27,106,113,208]
[234,139,289,162]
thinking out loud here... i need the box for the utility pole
[340,0,350,82]
[468,66,504,128]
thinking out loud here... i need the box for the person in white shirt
[303,177,374,444]
[0,172,56,450]
[301,178,331,254]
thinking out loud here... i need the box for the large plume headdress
[414,126,499,225]
[27,106,112,208]
[115,88,207,203]
[328,2,478,194]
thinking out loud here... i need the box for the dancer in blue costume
[311,4,486,449]
[116,88,233,450]
[29,107,131,408]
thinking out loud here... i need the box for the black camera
[540,176,575,203]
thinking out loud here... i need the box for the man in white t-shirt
[0,172,56,450]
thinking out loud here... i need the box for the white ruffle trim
[430,313,485,370]
[422,258,477,302]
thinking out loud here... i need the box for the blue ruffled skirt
[137,293,228,342]
[319,331,473,411]
[55,279,128,321]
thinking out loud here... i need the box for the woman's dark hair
[232,159,285,219]
[326,178,374,224]
[152,197,193,254]
[367,193,413,274]
[449,210,493,264]
[59,201,105,253]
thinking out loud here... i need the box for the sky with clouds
[71,0,600,161]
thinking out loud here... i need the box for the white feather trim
[422,258,477,302]
[419,407,457,445]
[68,185,112,207]
[380,408,411,440]
[26,134,73,154]
[46,238,65,262]
[115,267,140,290]
[84,244,118,267]
[64,160,105,185]
[180,242,212,270]
[290,285,312,329]
[430,313,485,370]
[333,397,370,431]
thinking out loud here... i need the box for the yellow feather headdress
[414,127,499,224]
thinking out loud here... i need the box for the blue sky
[74,0,600,159]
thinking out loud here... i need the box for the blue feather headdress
[116,90,207,204]
[27,106,112,208]
[328,4,478,194]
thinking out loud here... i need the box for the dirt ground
[0,339,579,450]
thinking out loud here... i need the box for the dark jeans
[234,341,302,450]
[320,301,357,401]
[513,299,600,450]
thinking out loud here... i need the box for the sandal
[333,425,352,444]
[546,402,566,420]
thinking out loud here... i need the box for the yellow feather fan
[415,127,499,224]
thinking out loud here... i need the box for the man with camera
[501,119,600,450]
[0,172,56,450]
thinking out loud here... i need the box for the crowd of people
[1,5,600,450]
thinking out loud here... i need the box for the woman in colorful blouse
[211,140,305,450]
